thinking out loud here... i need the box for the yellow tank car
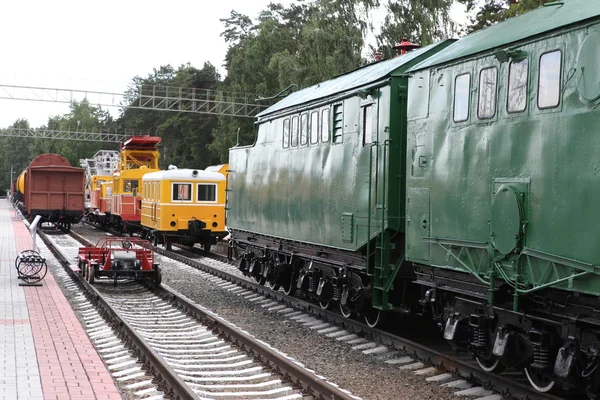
[140,165,228,251]
[17,171,25,194]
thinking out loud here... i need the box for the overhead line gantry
[0,83,276,142]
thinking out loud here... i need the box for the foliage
[119,62,222,170]
[209,0,385,161]
[374,0,455,59]
[456,0,554,33]
[0,0,461,177]
[0,101,116,191]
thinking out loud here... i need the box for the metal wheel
[87,264,95,284]
[340,303,353,319]
[476,356,505,373]
[364,309,381,328]
[154,266,162,286]
[282,275,295,296]
[524,367,556,393]
[319,300,330,310]
[255,274,266,286]
[267,280,280,291]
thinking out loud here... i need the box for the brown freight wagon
[18,153,85,231]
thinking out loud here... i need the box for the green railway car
[227,0,600,396]
[405,0,600,394]
[227,40,454,325]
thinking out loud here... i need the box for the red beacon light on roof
[394,38,421,56]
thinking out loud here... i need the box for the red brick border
[13,221,122,399]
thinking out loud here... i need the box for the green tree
[375,0,455,59]
[209,0,379,161]
[0,119,35,191]
[28,100,117,167]
[120,62,222,169]
[456,0,554,33]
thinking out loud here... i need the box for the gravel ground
[72,225,458,400]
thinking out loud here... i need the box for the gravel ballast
[72,225,460,400]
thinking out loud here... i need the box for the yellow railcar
[140,165,228,251]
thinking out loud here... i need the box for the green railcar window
[310,111,319,145]
[538,50,561,109]
[508,58,528,113]
[453,73,471,122]
[291,115,299,147]
[362,104,373,145]
[321,108,330,143]
[300,112,308,146]
[478,67,497,119]
[282,118,290,149]
[332,103,343,143]
[172,183,192,202]
[197,184,217,202]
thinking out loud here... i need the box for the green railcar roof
[257,39,454,118]
[409,0,600,71]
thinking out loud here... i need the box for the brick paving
[1,200,122,400]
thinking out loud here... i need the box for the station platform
[0,200,122,399]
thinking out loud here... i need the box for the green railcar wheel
[476,356,504,373]
[340,303,353,318]
[364,309,382,328]
[319,300,330,310]
[524,366,556,393]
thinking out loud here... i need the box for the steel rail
[156,284,355,400]
[39,230,200,400]
[160,243,568,400]
[67,230,356,400]
[74,225,567,400]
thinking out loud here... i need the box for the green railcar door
[406,187,430,261]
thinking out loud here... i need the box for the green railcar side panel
[341,213,354,243]
[406,18,600,295]
[406,187,430,261]
[227,95,376,252]
[229,40,454,253]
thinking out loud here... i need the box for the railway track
[75,224,570,400]
[38,228,359,400]
[151,244,570,400]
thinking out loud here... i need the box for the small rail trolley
[76,237,162,286]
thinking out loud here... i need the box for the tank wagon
[227,1,600,396]
[140,164,229,251]
[14,153,85,231]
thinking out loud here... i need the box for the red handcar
[76,237,162,286]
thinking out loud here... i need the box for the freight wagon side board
[27,167,85,216]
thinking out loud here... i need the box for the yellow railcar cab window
[172,182,192,202]
[197,184,217,202]
[123,179,139,193]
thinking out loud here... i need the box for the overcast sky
[0,0,466,129]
